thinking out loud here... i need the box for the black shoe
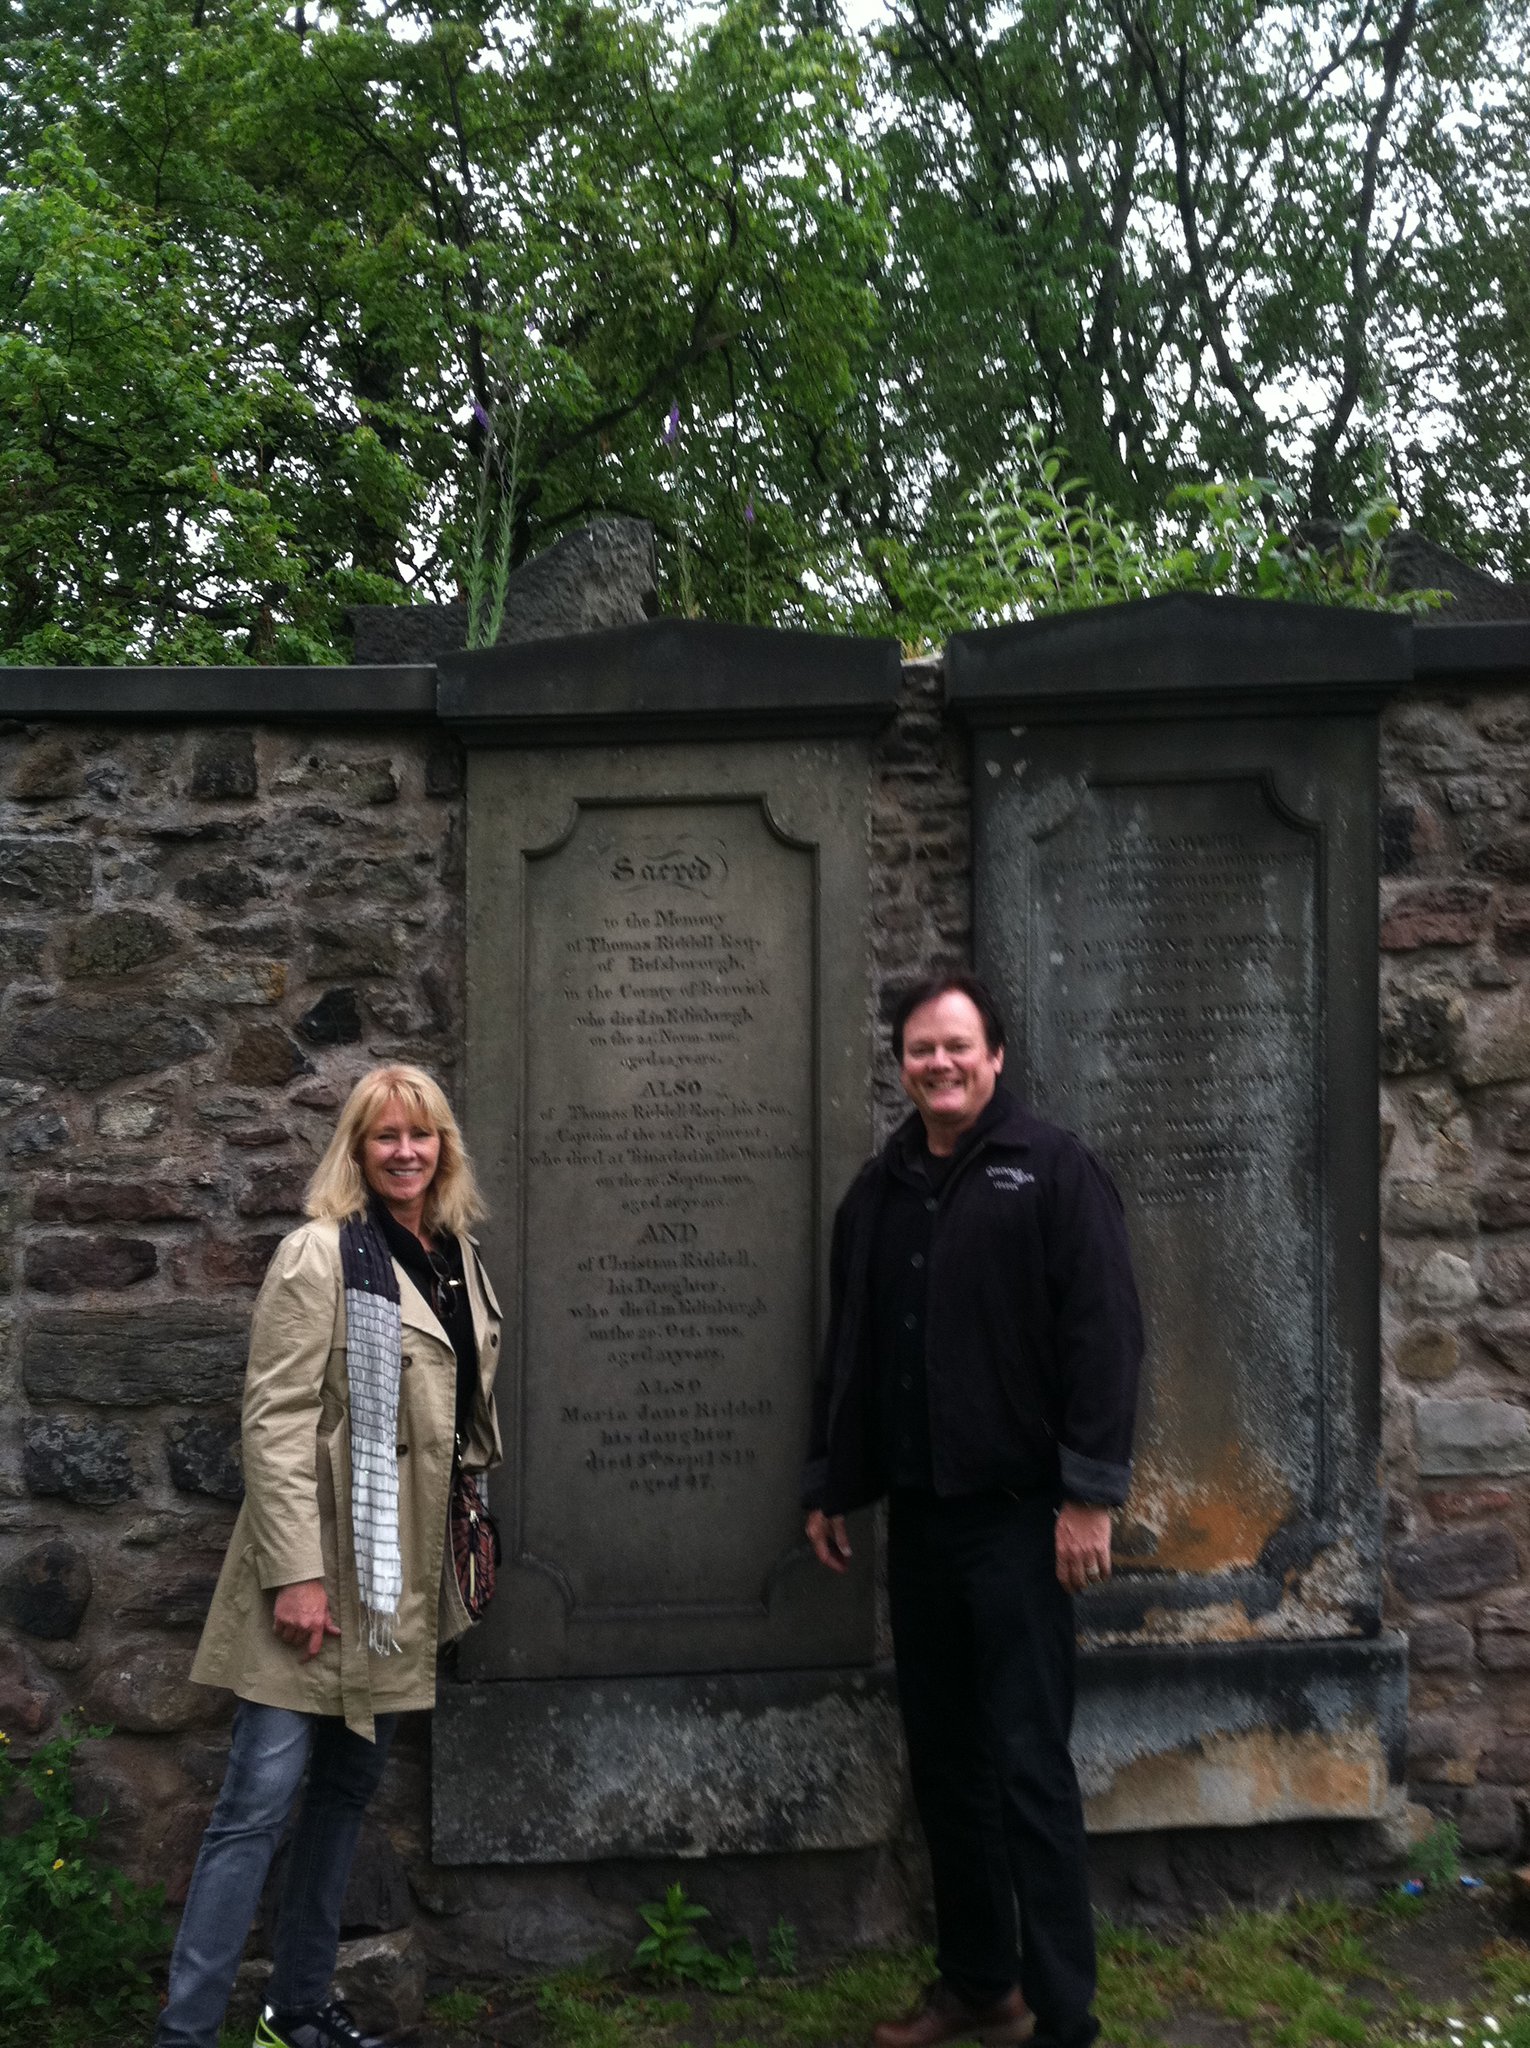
[253,2000,386,2048]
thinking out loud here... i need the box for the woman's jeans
[154,1700,397,2048]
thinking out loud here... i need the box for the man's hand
[805,1509,852,1574]
[272,1578,340,1660]
[1054,1501,1112,1595]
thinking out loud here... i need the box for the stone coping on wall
[947,592,1415,720]
[0,665,437,721]
[436,617,904,744]
[1,612,1527,727]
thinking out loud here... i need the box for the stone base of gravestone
[349,517,657,662]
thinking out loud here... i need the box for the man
[803,973,1142,2048]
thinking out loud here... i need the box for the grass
[29,1884,1530,2048]
[420,1888,1530,2048]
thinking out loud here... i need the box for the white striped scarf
[339,1214,404,1655]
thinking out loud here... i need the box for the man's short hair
[890,973,1008,1060]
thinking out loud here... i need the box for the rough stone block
[116,1561,224,1630]
[60,911,178,979]
[1481,1247,1530,1307]
[0,1004,209,1088]
[24,1305,247,1405]
[1424,1486,1515,1522]
[0,1639,60,1735]
[1410,1251,1479,1310]
[1478,1183,1530,1231]
[1408,1620,1474,1671]
[85,1641,229,1733]
[1382,986,1464,1076]
[331,1929,425,2036]
[1473,1316,1530,1374]
[1469,833,1530,882]
[350,517,657,660]
[0,1540,93,1639]
[1459,1784,1521,1855]
[165,1415,244,1500]
[201,1235,282,1288]
[22,1417,137,1504]
[9,739,82,803]
[1416,1397,1530,1477]
[189,732,257,800]
[297,988,363,1046]
[33,1176,202,1222]
[1455,990,1530,1088]
[174,859,268,910]
[236,1163,309,1218]
[0,839,92,910]
[1480,1738,1530,1784]
[95,1098,171,1141]
[168,960,286,1005]
[304,920,400,978]
[4,1110,69,1159]
[0,929,48,974]
[24,1234,157,1293]
[227,1024,312,1085]
[1385,1182,1478,1234]
[273,753,398,805]
[1392,1526,1520,1601]
[1394,1326,1459,1382]
[1380,884,1490,950]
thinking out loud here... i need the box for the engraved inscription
[1023,779,1322,1562]
[1035,812,1313,1209]
[521,803,813,1615]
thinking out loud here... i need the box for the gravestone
[431,620,904,1860]
[949,594,1411,1831]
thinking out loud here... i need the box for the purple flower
[744,492,756,526]
[664,402,680,446]
[472,399,493,432]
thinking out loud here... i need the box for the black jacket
[802,1087,1143,1514]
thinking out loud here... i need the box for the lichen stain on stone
[1117,1438,1296,1575]
[1083,1725,1389,1833]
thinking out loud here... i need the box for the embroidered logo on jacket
[986,1165,1037,1191]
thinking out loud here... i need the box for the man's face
[898,990,1003,1143]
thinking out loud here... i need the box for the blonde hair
[305,1064,486,1237]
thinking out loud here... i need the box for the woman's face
[361,1096,442,1219]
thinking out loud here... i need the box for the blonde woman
[156,1066,502,2048]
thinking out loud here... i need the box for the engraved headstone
[949,595,1410,1831]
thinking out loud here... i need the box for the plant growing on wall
[0,1720,169,2041]
[877,430,1446,646]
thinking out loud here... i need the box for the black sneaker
[253,2001,386,2048]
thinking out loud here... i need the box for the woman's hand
[272,1578,340,1660]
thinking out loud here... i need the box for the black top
[370,1197,478,1448]
[802,1086,1143,1516]
[870,1120,982,1491]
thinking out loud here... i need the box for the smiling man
[802,973,1143,2048]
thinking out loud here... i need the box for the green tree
[1,0,887,659]
[864,0,1530,581]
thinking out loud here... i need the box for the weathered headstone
[949,593,1411,1830]
[432,619,902,1858]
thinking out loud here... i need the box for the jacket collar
[884,1082,1031,1173]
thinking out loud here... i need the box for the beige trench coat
[191,1218,503,1739]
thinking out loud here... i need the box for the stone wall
[1380,689,1530,1859]
[0,716,465,1951]
[8,632,1530,1997]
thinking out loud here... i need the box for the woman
[156,1064,502,2048]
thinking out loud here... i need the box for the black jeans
[888,1489,1097,2048]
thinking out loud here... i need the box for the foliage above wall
[0,0,1523,658]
